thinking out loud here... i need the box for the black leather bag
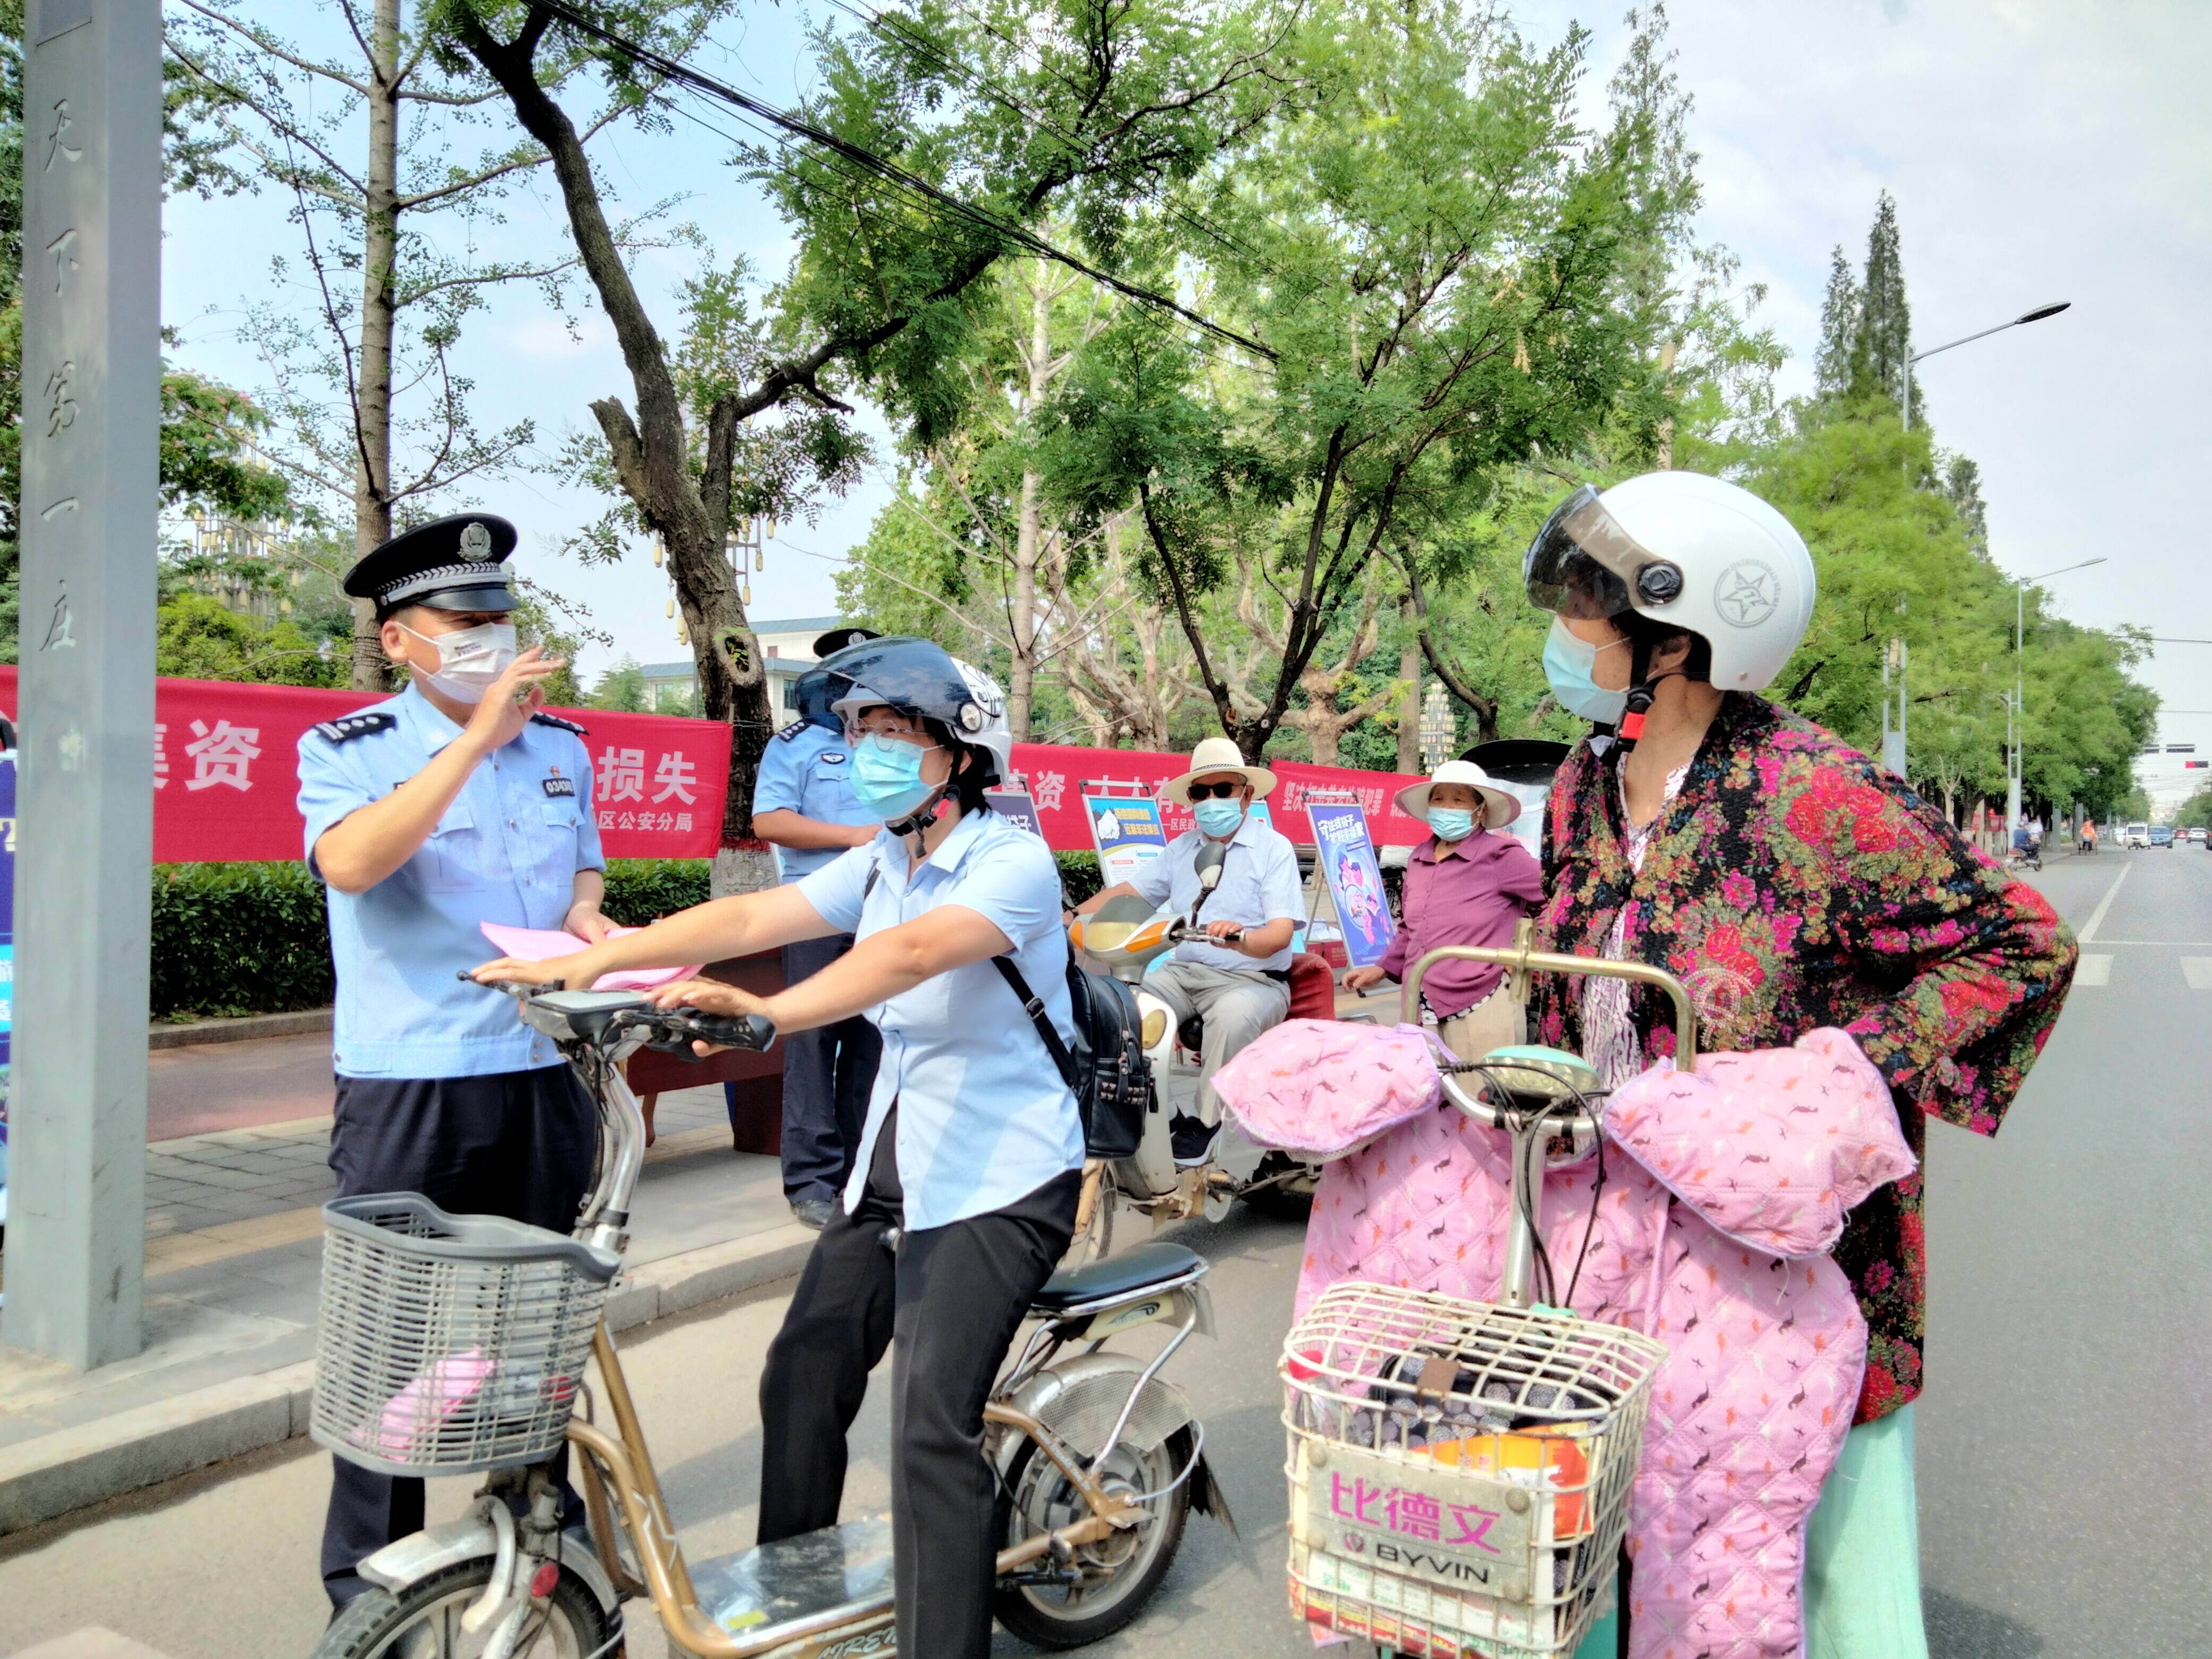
[992,955,1154,1160]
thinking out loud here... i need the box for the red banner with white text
[0,669,1426,861]
[0,668,733,862]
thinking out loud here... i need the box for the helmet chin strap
[885,782,953,858]
[1611,635,1680,757]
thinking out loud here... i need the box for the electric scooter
[1065,841,1328,1263]
[309,984,1232,1659]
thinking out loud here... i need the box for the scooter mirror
[1193,841,1228,892]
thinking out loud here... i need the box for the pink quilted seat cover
[1286,1029,1914,1659]
[1214,1019,1452,1161]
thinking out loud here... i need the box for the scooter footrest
[690,1516,895,1646]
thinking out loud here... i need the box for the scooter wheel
[311,1560,618,1658]
[992,1427,1192,1649]
[1239,1153,1319,1222]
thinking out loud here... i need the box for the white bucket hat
[1394,760,1519,831]
[1164,735,1277,805]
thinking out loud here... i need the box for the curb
[148,1009,333,1050]
[0,1222,816,1537]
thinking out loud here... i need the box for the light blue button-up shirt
[296,685,605,1079]
[1126,813,1304,971]
[752,719,878,882]
[798,808,1084,1230]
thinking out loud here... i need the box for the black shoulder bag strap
[991,956,1080,1091]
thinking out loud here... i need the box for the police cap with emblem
[345,513,521,621]
[810,624,881,659]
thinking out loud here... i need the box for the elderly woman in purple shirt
[1344,761,1545,1058]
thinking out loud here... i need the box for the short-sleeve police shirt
[296,685,606,1079]
[1125,812,1304,970]
[798,808,1085,1230]
[752,719,879,882]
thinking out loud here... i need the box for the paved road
[4,848,2205,1658]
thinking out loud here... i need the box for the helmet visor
[1523,484,1678,620]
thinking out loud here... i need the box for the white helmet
[822,635,1013,785]
[1524,471,1816,693]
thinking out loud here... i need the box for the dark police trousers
[757,1112,1079,1659]
[321,1065,597,1607]
[775,933,882,1203]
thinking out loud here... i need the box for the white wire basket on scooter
[1276,939,1689,1657]
[1281,1284,1664,1656]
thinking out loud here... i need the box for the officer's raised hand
[463,645,568,755]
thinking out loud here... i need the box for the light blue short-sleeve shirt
[296,685,605,1079]
[799,809,1085,1230]
[1125,813,1304,971]
[752,719,878,882]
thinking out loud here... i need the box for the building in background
[639,615,851,727]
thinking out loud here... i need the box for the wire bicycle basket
[311,1193,618,1477]
[1281,1283,1666,1657]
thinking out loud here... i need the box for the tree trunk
[1008,267,1052,740]
[349,0,401,692]
[1653,337,1678,471]
[465,15,777,894]
[1396,593,1420,775]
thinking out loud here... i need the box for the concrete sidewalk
[0,1077,814,1537]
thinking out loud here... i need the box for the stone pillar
[2,0,161,1367]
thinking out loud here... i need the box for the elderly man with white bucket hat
[1344,759,1545,1060]
[1074,736,1304,1167]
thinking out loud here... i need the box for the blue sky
[162,3,2211,793]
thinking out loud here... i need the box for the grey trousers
[1144,959,1292,1123]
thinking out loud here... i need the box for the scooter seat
[1032,1241,1205,1313]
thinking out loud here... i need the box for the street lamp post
[1900,301,2072,433]
[2007,557,2108,839]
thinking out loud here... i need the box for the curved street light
[1902,301,2072,432]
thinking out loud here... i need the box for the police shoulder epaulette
[312,711,397,744]
[774,720,809,742]
[530,712,589,736]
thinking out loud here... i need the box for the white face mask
[400,620,518,704]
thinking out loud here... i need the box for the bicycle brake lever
[455,970,563,998]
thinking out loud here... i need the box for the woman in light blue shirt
[475,638,1080,1659]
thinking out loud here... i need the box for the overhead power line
[534,0,1275,361]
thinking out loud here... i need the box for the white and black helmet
[1525,471,1816,693]
[822,635,1014,785]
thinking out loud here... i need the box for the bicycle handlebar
[618,1006,778,1055]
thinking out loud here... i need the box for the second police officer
[296,515,608,1609]
[748,625,886,1227]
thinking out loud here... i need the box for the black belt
[1261,968,1291,984]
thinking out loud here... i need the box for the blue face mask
[1427,807,1476,843]
[1542,617,1630,725]
[1193,797,1246,839]
[850,733,939,821]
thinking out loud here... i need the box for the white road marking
[2074,954,2112,987]
[2077,864,2131,944]
[2182,959,2212,992]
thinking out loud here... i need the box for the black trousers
[775,933,882,1203]
[758,1116,1080,1659]
[321,1065,598,1607]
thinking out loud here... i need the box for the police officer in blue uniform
[748,626,885,1228]
[297,514,609,1609]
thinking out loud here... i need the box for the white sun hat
[1163,735,1277,805]
[1394,760,1520,830]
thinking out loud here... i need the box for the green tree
[586,655,648,712]
[1045,2,1670,761]
[445,0,1289,881]
[1814,245,1859,401]
[1847,190,1913,413]
[155,591,347,685]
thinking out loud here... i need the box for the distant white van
[2126,822,2151,848]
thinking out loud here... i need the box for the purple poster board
[986,786,1044,838]
[1310,800,1394,969]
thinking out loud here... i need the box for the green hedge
[151,859,717,1020]
[149,852,1101,1019]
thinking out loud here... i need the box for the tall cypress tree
[1814,244,1859,400]
[1848,191,1914,413]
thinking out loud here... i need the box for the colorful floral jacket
[1530,694,2076,1422]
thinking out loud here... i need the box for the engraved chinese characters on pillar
[45,97,82,171]
[45,359,77,436]
[45,225,79,294]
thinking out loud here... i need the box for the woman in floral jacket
[1521,471,2075,1658]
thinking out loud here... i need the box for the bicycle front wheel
[312,1560,617,1659]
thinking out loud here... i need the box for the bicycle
[309,981,1231,1658]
